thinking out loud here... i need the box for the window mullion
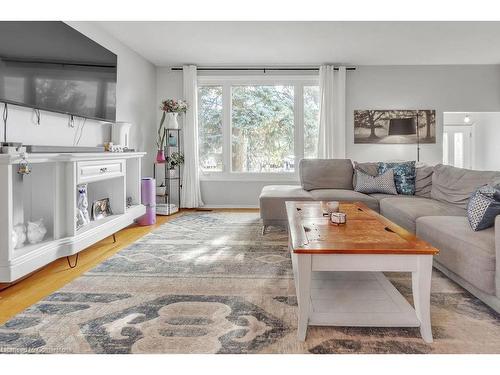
[295,83,304,170]
[222,82,232,174]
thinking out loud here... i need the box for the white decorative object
[27,218,47,244]
[111,122,133,148]
[166,113,179,129]
[156,203,178,216]
[169,169,176,177]
[157,184,166,196]
[12,229,18,249]
[13,224,26,249]
[76,184,91,229]
[330,212,347,225]
[321,201,340,214]
[110,144,124,153]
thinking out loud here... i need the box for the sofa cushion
[354,169,398,195]
[416,216,496,295]
[259,185,313,222]
[378,161,416,195]
[369,193,423,201]
[299,159,354,191]
[415,165,434,198]
[431,164,500,209]
[309,189,379,212]
[380,197,465,233]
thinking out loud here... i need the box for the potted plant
[156,99,188,163]
[168,151,184,177]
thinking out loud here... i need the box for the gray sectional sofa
[259,158,500,313]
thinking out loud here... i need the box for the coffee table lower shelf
[307,271,420,327]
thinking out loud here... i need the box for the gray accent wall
[348,65,500,165]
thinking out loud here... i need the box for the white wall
[156,65,500,207]
[444,112,500,171]
[4,22,157,172]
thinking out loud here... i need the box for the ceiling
[96,21,500,67]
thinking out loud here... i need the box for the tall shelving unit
[153,128,182,215]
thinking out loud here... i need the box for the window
[197,76,319,178]
[232,85,294,172]
[303,86,320,159]
[198,86,223,171]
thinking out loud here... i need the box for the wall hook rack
[33,109,41,126]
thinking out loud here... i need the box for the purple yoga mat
[137,177,156,225]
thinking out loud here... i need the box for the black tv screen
[0,21,117,122]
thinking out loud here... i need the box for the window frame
[198,75,319,181]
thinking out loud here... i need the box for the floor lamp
[388,116,420,162]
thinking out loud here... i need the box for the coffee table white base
[291,253,433,343]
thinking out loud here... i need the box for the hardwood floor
[0,215,173,324]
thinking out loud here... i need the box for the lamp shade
[388,118,416,136]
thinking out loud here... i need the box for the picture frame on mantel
[354,110,436,144]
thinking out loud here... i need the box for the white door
[443,125,473,169]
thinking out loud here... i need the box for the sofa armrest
[496,215,500,297]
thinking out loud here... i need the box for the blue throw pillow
[467,185,500,231]
[377,161,416,195]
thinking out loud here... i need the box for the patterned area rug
[1,211,499,354]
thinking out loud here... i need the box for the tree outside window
[231,85,294,173]
[198,79,319,176]
[198,86,223,171]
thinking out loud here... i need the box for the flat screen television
[0,21,117,122]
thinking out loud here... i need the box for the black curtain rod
[170,67,356,71]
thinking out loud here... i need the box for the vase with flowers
[156,99,188,163]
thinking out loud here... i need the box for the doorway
[442,125,473,169]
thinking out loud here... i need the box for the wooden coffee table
[286,201,439,343]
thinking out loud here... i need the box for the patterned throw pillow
[352,161,379,188]
[354,169,398,195]
[467,185,500,231]
[378,161,416,195]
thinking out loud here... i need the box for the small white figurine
[76,184,91,229]
[13,224,26,249]
[27,218,47,244]
[12,229,18,249]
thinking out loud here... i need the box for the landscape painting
[354,110,436,144]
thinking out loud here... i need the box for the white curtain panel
[181,65,204,208]
[317,65,347,158]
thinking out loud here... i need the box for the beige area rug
[0,211,499,353]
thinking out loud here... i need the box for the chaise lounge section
[259,158,500,313]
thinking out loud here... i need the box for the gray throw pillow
[354,169,398,195]
[352,161,379,188]
[467,185,500,231]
